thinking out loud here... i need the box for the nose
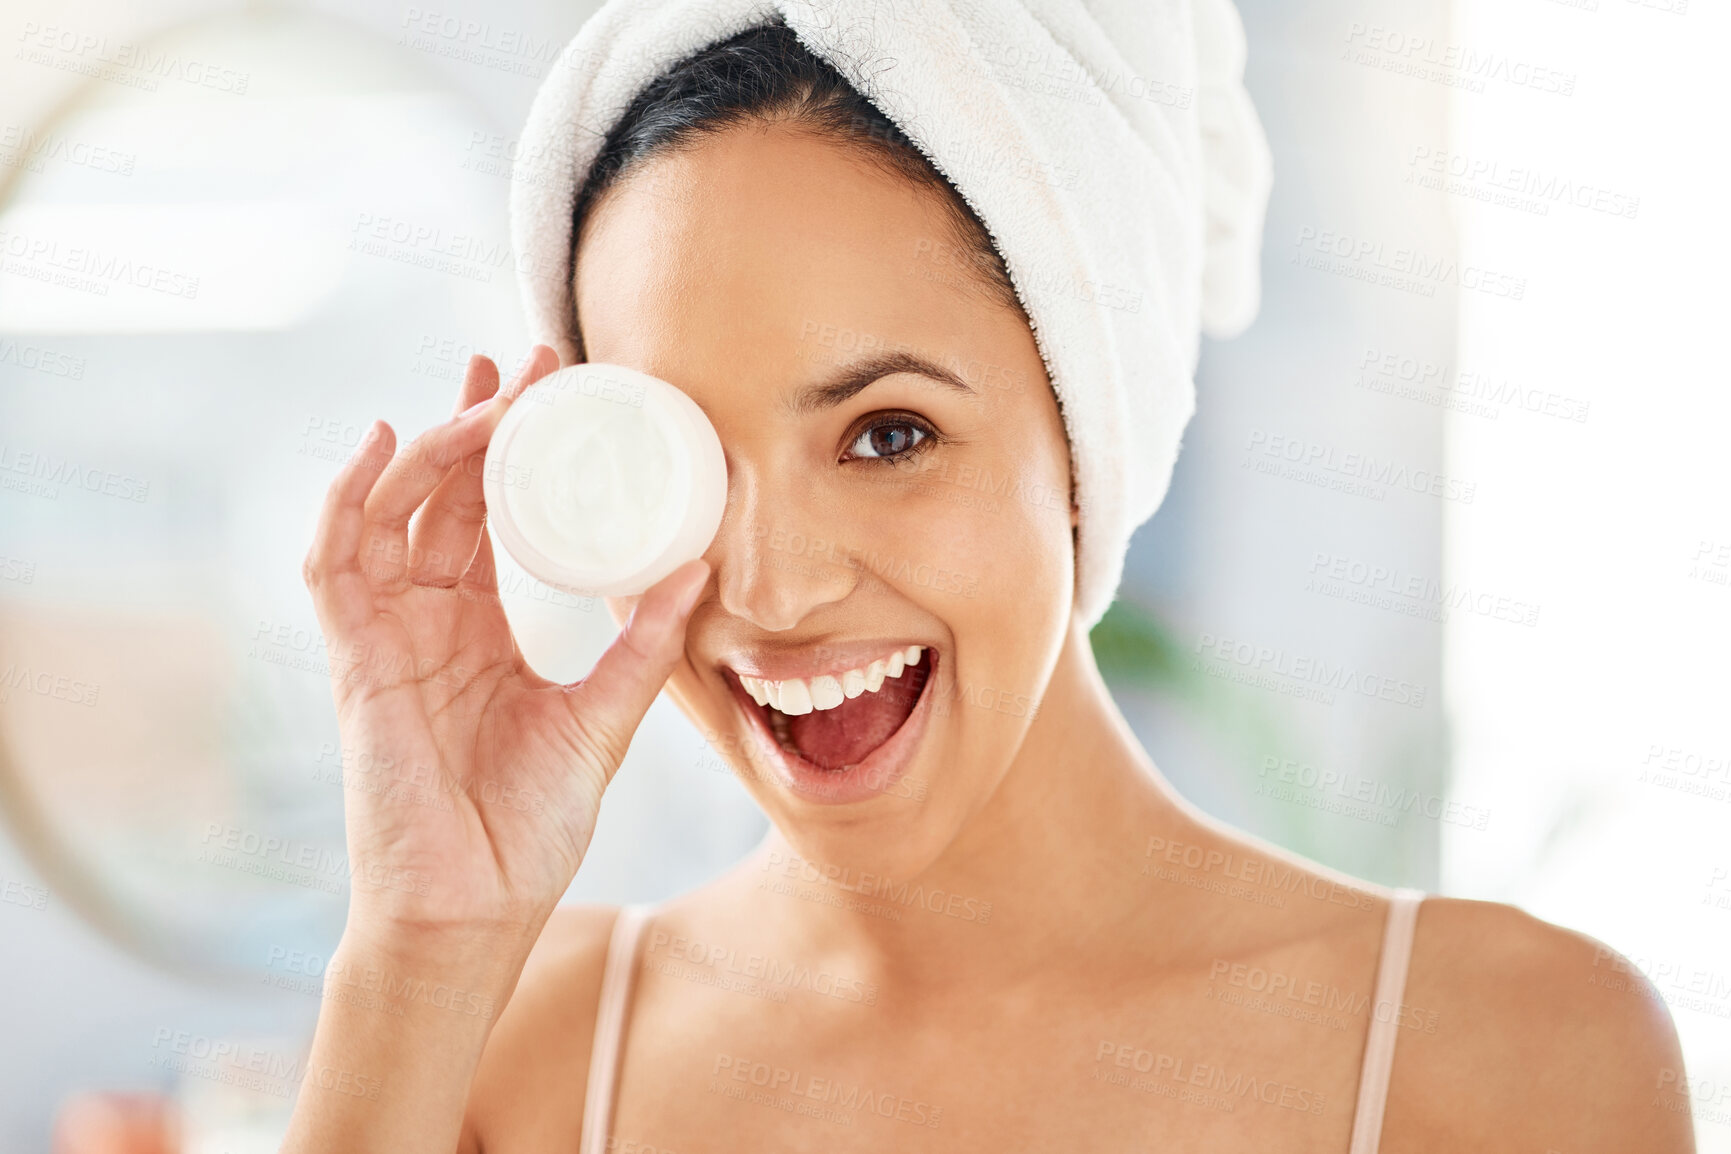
[708,463,855,631]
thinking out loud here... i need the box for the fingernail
[459,396,494,419]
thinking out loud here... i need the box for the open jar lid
[481,363,727,597]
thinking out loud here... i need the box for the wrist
[344,890,550,959]
[330,919,539,1023]
[281,919,532,1154]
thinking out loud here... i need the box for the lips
[723,646,936,805]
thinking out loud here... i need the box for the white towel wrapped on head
[510,0,1272,627]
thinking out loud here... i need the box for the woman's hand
[287,346,702,1153]
[302,345,708,953]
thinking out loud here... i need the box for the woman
[285,9,1690,1154]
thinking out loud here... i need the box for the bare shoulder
[1383,896,1693,1154]
[461,905,623,1154]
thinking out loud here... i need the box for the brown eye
[844,417,932,462]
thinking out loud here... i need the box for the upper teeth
[739,646,924,716]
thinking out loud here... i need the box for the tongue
[787,664,927,770]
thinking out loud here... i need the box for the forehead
[571,124,1015,387]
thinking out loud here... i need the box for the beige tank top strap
[578,903,655,1154]
[1346,887,1426,1154]
[581,893,1423,1153]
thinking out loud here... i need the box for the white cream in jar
[482,363,726,597]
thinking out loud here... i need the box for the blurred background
[1,0,1726,1150]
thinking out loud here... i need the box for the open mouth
[724,646,935,802]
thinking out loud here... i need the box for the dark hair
[571,20,1021,336]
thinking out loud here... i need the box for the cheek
[843,445,1073,620]
[862,461,1069,781]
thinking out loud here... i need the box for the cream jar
[482,363,726,597]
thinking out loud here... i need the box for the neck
[746,619,1209,980]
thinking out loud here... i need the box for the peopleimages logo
[754,523,982,599]
[1340,23,1577,96]
[1244,428,1477,505]
[1092,1041,1327,1115]
[0,442,150,503]
[1191,630,1428,710]
[1405,146,1640,220]
[711,1053,943,1128]
[147,1029,381,1101]
[648,929,879,1006]
[0,337,87,379]
[14,21,251,94]
[760,852,992,924]
[1291,227,1526,301]
[0,225,201,299]
[1305,551,1541,628]
[1206,957,1441,1034]
[1142,835,1378,912]
[149,1030,307,1090]
[0,663,99,707]
[1256,756,1492,831]
[1355,346,1590,425]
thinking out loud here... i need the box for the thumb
[561,559,709,773]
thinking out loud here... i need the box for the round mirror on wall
[0,6,615,979]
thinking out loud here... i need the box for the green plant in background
[1090,596,1290,753]
[1089,597,1324,850]
[1092,597,1437,884]
[1088,597,1192,692]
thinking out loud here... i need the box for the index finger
[358,344,559,587]
[303,420,396,640]
[500,344,562,402]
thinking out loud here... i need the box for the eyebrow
[787,350,974,416]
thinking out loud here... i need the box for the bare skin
[284,123,1691,1154]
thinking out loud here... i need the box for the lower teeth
[767,708,799,754]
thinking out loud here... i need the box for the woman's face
[580,123,1075,877]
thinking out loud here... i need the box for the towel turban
[510,0,1272,627]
